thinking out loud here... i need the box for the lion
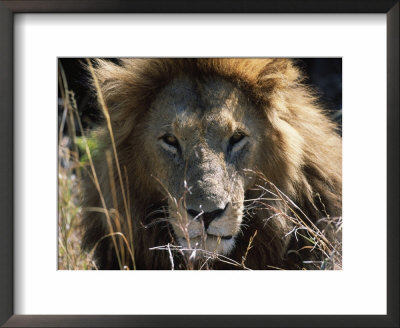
[81,58,342,270]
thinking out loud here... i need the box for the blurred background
[58,58,342,134]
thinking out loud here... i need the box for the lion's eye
[228,132,246,153]
[160,134,181,152]
[163,134,178,146]
[230,133,245,145]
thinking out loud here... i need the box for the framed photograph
[0,1,398,327]
[57,56,343,272]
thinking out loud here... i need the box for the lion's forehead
[149,76,256,139]
[155,75,242,110]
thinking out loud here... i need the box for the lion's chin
[178,235,236,256]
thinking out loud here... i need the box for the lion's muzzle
[186,203,228,231]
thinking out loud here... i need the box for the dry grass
[57,60,342,270]
[249,172,342,270]
[58,136,95,270]
[58,62,95,270]
[147,173,342,270]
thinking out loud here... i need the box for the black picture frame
[0,1,398,327]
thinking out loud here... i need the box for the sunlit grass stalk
[106,150,126,264]
[59,62,124,269]
[86,59,135,263]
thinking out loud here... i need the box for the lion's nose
[187,204,228,230]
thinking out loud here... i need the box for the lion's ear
[203,59,302,104]
[86,59,141,142]
[89,59,130,116]
[256,59,302,93]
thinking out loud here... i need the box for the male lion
[82,58,342,270]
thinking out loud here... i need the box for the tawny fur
[82,59,342,270]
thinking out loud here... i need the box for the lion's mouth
[169,202,242,255]
[178,233,236,255]
[188,233,233,240]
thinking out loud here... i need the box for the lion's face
[143,76,264,255]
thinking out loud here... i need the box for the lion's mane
[82,59,342,270]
